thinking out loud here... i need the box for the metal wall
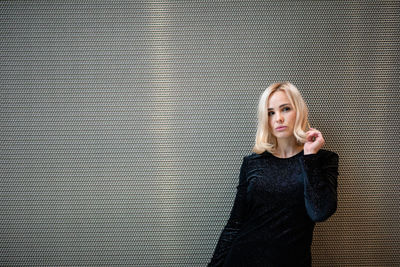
[1,1,399,266]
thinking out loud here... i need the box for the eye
[268,111,274,116]
[283,107,291,112]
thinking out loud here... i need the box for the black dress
[208,149,339,267]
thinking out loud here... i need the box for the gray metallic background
[1,1,399,266]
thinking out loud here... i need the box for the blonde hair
[252,82,310,154]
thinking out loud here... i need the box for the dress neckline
[269,149,304,160]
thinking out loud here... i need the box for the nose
[275,112,283,123]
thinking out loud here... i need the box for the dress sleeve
[208,157,249,267]
[302,151,339,222]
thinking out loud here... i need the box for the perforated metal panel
[1,1,399,266]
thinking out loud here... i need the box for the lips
[275,126,287,131]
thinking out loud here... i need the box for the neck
[274,137,304,158]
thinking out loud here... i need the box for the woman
[208,82,339,267]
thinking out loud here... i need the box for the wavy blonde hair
[253,82,310,154]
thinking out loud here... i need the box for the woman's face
[267,90,297,140]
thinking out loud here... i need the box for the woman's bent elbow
[309,202,337,222]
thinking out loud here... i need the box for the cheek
[268,117,274,129]
[289,112,297,125]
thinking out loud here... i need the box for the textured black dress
[208,149,339,267]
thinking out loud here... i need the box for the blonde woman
[208,82,339,267]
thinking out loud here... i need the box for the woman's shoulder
[309,149,339,167]
[317,149,339,159]
[243,151,265,161]
[241,152,268,168]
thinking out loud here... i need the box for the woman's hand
[304,128,325,155]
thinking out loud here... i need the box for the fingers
[306,128,324,144]
[304,128,325,153]
[308,134,317,142]
[306,128,319,139]
[307,128,320,135]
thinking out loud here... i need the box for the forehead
[267,90,291,107]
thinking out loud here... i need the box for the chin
[274,132,294,139]
[276,136,291,140]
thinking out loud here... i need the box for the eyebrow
[267,103,290,111]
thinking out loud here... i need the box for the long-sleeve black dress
[208,149,339,267]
